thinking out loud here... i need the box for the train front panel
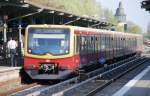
[24,25,77,80]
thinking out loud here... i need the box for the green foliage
[58,0,118,25]
[30,0,118,25]
[145,22,150,39]
[30,0,102,17]
[103,8,118,25]
[116,25,124,32]
[127,21,142,34]
[29,0,142,34]
[147,22,150,35]
[56,0,102,17]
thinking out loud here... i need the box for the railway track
[85,57,149,96]
[51,57,148,96]
[11,56,140,96]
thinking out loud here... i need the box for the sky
[96,0,150,32]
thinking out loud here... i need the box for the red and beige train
[24,24,143,80]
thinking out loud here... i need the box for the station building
[115,1,127,32]
[0,0,111,66]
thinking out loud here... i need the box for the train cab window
[27,28,70,55]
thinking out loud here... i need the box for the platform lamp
[18,23,23,66]
[3,15,8,65]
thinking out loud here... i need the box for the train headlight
[28,49,32,53]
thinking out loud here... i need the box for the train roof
[26,24,142,37]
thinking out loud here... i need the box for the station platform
[113,66,150,96]
[0,66,21,83]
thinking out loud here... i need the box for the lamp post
[18,24,23,66]
[3,15,9,65]
[3,23,7,43]
[3,23,7,65]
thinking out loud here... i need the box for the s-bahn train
[24,25,143,80]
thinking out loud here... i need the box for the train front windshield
[27,28,70,55]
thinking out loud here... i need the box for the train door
[108,34,112,60]
[95,35,99,62]
[99,34,106,64]
[123,35,126,56]
[116,34,119,58]
[118,35,121,57]
[105,34,109,60]
[87,35,90,65]
[93,35,97,63]
[109,35,113,60]
[87,35,95,64]
[113,34,116,58]
[117,35,120,57]
[125,36,127,56]
[120,35,123,57]
[108,34,111,60]
[115,35,118,58]
[97,34,101,63]
[80,35,88,67]
[76,34,84,68]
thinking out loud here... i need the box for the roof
[27,24,142,37]
[0,0,112,29]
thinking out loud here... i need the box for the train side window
[121,37,123,48]
[90,36,93,52]
[116,36,118,49]
[106,35,108,49]
[101,35,105,50]
[105,36,107,49]
[95,36,98,51]
[81,36,86,52]
[113,36,115,49]
[111,37,113,48]
[87,36,90,53]
[98,36,100,51]
[92,36,95,52]
[108,35,111,49]
[76,35,80,53]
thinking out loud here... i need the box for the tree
[30,0,116,21]
[127,21,142,34]
[116,25,124,32]
[103,8,118,25]
[145,22,150,39]
[30,0,119,28]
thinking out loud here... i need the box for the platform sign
[99,57,106,64]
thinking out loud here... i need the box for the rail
[12,56,139,96]
[86,57,148,96]
[53,57,144,96]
